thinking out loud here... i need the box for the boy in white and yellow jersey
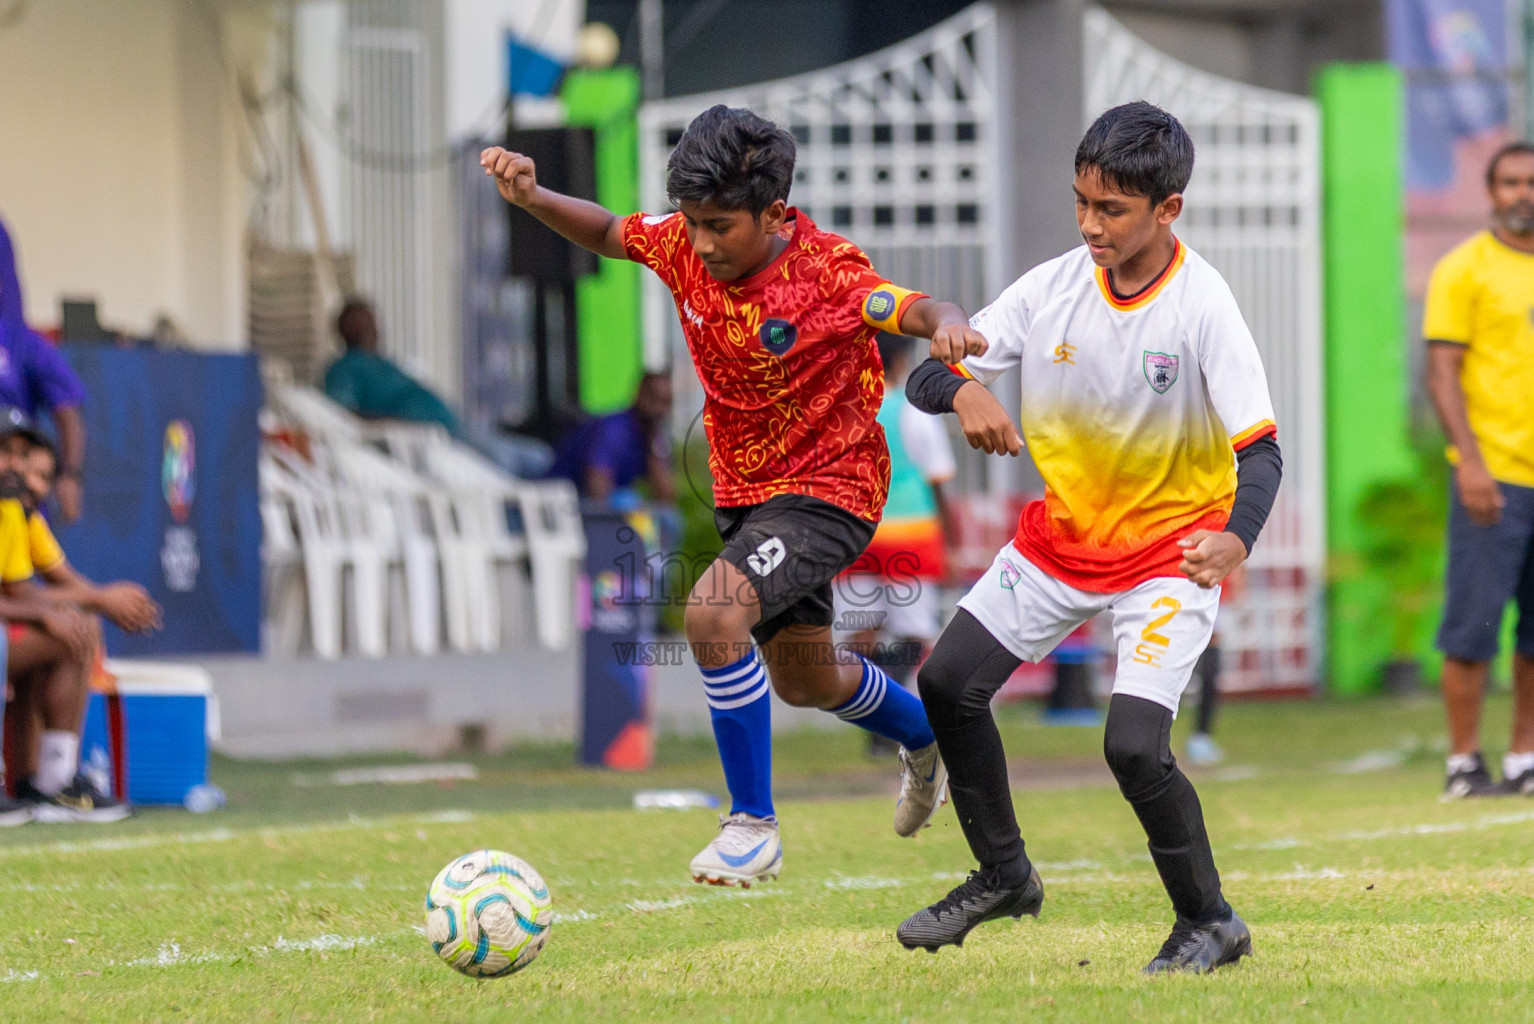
[896,102,1282,974]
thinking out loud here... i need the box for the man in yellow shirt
[7,434,158,821]
[0,408,97,823]
[1423,142,1534,798]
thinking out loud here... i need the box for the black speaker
[506,126,599,282]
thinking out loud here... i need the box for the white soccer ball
[424,849,554,978]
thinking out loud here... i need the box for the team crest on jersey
[760,318,798,356]
[999,559,1023,590]
[1143,351,1179,394]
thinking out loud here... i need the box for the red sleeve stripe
[893,288,926,323]
[1231,419,1277,451]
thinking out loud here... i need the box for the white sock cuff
[1504,751,1534,778]
[37,730,80,795]
[1446,752,1481,774]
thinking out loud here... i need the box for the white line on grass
[1232,809,1534,851]
[0,811,477,859]
[1,931,406,984]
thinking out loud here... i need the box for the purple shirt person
[0,216,87,522]
[549,372,675,504]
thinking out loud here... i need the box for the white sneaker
[1185,732,1224,767]
[689,812,782,887]
[894,742,948,837]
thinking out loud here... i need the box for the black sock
[1104,694,1230,923]
[916,610,1032,885]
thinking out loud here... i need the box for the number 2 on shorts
[1131,596,1182,666]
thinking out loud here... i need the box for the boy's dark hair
[1075,101,1194,207]
[666,105,796,217]
[876,332,914,371]
[1486,141,1534,186]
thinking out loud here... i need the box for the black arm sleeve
[1224,435,1282,555]
[905,357,970,415]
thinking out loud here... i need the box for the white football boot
[894,741,948,837]
[689,812,782,887]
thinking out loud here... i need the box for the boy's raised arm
[480,146,628,261]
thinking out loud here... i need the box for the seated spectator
[6,429,160,822]
[549,372,675,505]
[324,298,459,434]
[0,410,100,824]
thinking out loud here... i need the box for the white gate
[637,5,1324,694]
[637,4,1003,372]
[340,10,437,380]
[1085,9,1325,694]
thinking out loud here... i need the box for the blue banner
[579,510,656,770]
[1388,0,1509,190]
[56,347,262,655]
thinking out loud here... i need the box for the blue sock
[702,652,774,819]
[831,655,936,750]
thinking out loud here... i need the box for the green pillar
[563,67,643,415]
[1317,63,1415,694]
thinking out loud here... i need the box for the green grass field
[2,694,1533,1023]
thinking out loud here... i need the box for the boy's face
[1073,168,1182,269]
[678,197,788,281]
[22,447,55,513]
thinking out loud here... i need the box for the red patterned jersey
[622,209,926,521]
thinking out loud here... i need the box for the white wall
[0,0,262,347]
[445,0,583,136]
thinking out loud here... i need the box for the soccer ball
[424,850,554,978]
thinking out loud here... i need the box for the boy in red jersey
[483,105,984,885]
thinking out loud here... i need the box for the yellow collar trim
[1095,239,1185,312]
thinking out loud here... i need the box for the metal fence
[339,5,438,381]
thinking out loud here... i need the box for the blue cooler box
[80,661,219,806]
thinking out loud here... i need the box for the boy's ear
[1156,193,1184,225]
[757,199,789,234]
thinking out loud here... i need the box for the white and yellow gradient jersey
[956,239,1277,593]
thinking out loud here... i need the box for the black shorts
[1436,479,1534,661]
[715,494,877,645]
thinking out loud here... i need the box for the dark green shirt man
[323,299,459,434]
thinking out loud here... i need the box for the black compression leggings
[918,609,1230,921]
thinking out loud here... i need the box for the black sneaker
[1144,910,1253,974]
[0,791,31,826]
[1504,766,1534,796]
[22,775,131,823]
[896,866,1044,952]
[1444,753,1501,799]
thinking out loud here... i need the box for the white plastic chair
[258,462,308,656]
[322,439,445,656]
[261,450,348,659]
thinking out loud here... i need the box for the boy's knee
[683,595,747,649]
[1102,696,1176,797]
[1103,726,1162,786]
[915,656,965,723]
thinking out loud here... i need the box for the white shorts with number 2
[957,542,1219,715]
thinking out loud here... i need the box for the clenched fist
[480,147,539,207]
